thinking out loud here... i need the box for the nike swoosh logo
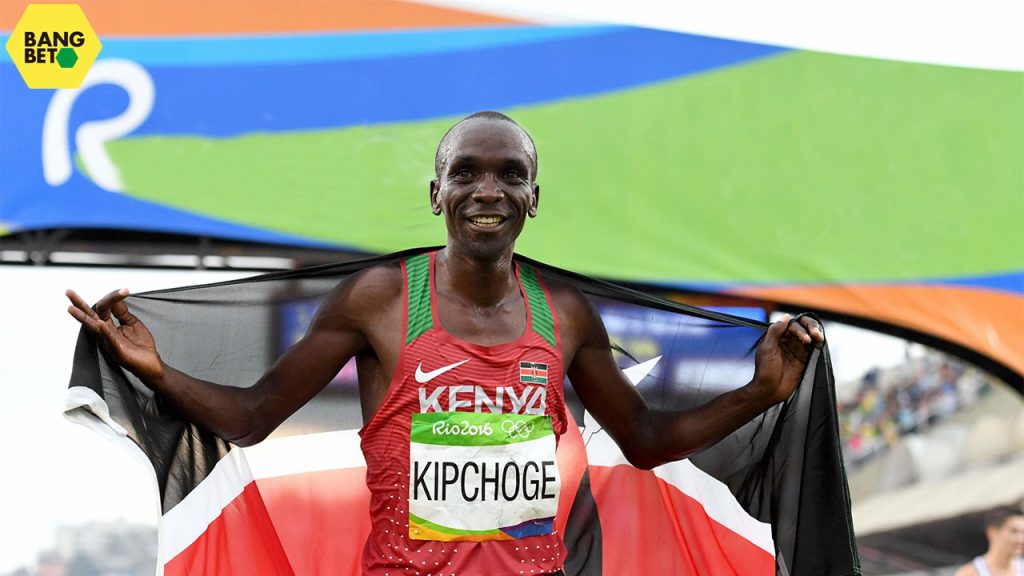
[415,359,470,383]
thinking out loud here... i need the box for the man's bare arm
[559,286,822,470]
[66,265,399,446]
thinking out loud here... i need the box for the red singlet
[359,252,569,575]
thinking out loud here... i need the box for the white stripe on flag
[244,429,366,479]
[584,429,775,556]
[161,448,254,562]
[64,386,167,576]
[160,429,366,562]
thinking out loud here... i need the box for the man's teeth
[470,216,503,226]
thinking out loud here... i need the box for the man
[955,509,1024,576]
[66,111,824,575]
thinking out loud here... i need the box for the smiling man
[66,111,824,575]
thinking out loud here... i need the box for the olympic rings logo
[502,419,534,439]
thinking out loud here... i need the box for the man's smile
[467,214,507,228]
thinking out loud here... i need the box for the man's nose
[472,175,504,202]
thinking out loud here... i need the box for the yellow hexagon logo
[5,4,102,89]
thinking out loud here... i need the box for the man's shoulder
[534,271,603,341]
[536,273,590,316]
[319,261,403,326]
[347,260,403,297]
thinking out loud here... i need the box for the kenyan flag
[64,249,859,575]
[520,361,548,384]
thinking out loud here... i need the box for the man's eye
[504,171,522,180]
[453,169,473,179]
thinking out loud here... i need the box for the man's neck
[985,549,1014,571]
[437,245,517,309]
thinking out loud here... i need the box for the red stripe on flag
[256,468,371,575]
[162,416,769,575]
[589,465,775,575]
[166,469,372,576]
[165,481,296,576]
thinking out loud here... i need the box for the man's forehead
[446,118,531,157]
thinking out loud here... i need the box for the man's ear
[429,179,442,215]
[528,183,540,217]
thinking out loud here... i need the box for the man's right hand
[66,288,164,385]
[62,264,393,446]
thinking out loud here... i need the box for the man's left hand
[751,314,825,404]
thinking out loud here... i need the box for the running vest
[973,556,1024,576]
[359,252,569,575]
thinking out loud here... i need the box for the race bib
[408,412,560,541]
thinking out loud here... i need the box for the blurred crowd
[840,354,991,468]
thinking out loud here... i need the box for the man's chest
[357,309,563,423]
[411,355,555,417]
[362,294,543,372]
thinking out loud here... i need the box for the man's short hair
[984,506,1024,530]
[434,111,538,180]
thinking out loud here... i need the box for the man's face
[988,515,1024,557]
[430,119,539,259]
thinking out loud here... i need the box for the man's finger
[94,316,120,343]
[781,334,810,364]
[68,303,122,349]
[763,314,792,348]
[67,305,107,336]
[93,288,129,321]
[798,316,825,348]
[66,289,98,319]
[67,304,92,325]
[109,291,136,324]
[785,318,813,345]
